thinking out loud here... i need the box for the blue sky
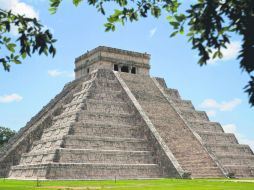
[0,0,253,150]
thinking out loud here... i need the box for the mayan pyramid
[0,46,253,179]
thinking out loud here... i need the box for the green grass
[0,178,254,190]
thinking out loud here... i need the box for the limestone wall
[75,46,150,79]
[0,79,82,177]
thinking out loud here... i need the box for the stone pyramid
[0,46,253,179]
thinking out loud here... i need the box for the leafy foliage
[0,9,56,71]
[185,0,254,106]
[0,126,16,147]
[1,1,253,106]
[49,0,254,106]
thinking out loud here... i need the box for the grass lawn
[0,178,254,190]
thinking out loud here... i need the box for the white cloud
[208,41,241,64]
[48,70,74,78]
[149,27,157,38]
[206,110,216,117]
[222,124,254,151]
[223,124,237,133]
[0,0,39,19]
[0,93,23,103]
[200,98,242,112]
[0,0,39,35]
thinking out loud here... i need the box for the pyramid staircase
[152,76,254,178]
[119,72,224,178]
[8,70,169,179]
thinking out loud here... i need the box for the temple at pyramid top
[74,46,151,79]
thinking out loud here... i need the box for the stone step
[191,173,224,178]
[80,77,94,85]
[76,77,108,95]
[119,75,159,92]
[92,80,122,91]
[19,149,155,165]
[71,79,93,97]
[41,125,71,140]
[43,117,144,142]
[175,158,218,167]
[63,103,83,114]
[56,149,155,164]
[73,86,90,97]
[174,153,215,167]
[130,90,166,102]
[31,137,63,152]
[94,77,119,84]
[67,94,87,106]
[154,77,167,88]
[170,99,194,110]
[119,73,151,83]
[198,131,238,144]
[205,143,253,155]
[179,108,209,122]
[182,166,223,176]
[84,99,134,115]
[95,70,117,80]
[70,122,144,138]
[224,165,254,178]
[188,121,224,133]
[164,88,181,100]
[216,154,254,165]
[87,89,125,102]
[43,121,73,133]
[52,115,77,127]
[125,83,159,94]
[72,79,93,100]
[63,99,84,109]
[78,111,143,126]
[52,110,78,121]
[20,149,56,165]
[62,135,150,151]
[9,163,164,179]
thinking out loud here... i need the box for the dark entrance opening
[131,67,136,74]
[87,68,90,74]
[114,64,119,71]
[121,66,129,73]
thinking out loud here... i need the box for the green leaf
[13,59,21,64]
[170,31,178,38]
[169,21,180,29]
[151,6,161,18]
[49,0,62,14]
[104,23,114,32]
[218,51,223,59]
[175,14,186,22]
[48,7,57,14]
[72,0,82,7]
[180,26,184,34]
[119,0,127,6]
[166,16,174,22]
[7,43,16,53]
[21,52,27,59]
